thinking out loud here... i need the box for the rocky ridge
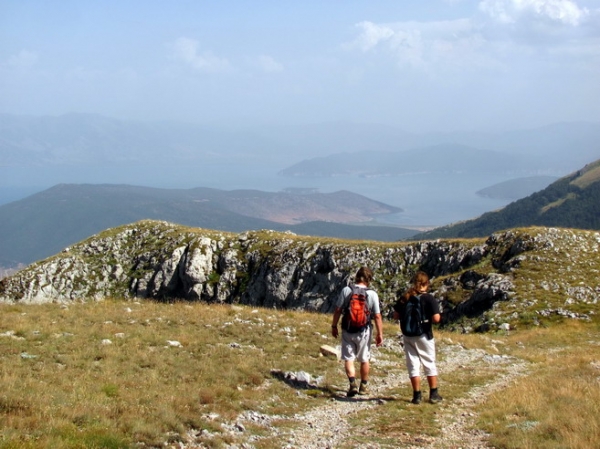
[1,220,599,331]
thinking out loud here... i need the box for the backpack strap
[412,294,430,324]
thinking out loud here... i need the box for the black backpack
[400,295,427,337]
[341,285,371,333]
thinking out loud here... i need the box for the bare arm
[373,313,383,346]
[331,307,343,338]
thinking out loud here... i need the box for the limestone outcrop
[1,220,599,332]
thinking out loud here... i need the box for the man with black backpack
[393,271,442,405]
[331,267,383,397]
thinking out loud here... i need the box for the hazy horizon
[2,1,599,133]
[2,1,599,228]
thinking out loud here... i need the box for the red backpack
[341,285,371,333]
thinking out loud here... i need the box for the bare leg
[344,360,356,378]
[360,362,370,382]
[427,375,438,389]
[410,376,421,391]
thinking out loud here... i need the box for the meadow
[1,299,599,448]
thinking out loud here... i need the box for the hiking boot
[429,390,443,404]
[411,391,422,405]
[347,381,359,398]
[358,382,369,395]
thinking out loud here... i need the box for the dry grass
[1,300,600,448]
[0,299,339,448]
[478,321,600,449]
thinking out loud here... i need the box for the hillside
[1,221,599,447]
[0,184,413,268]
[3,298,599,448]
[2,220,598,335]
[414,159,600,240]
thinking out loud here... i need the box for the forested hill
[413,159,600,240]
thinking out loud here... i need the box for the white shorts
[403,334,438,378]
[340,327,372,363]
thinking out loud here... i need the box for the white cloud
[479,0,589,26]
[7,50,38,70]
[349,21,395,51]
[172,37,231,73]
[347,19,492,71]
[257,55,284,73]
[346,1,597,74]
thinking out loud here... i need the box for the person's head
[412,271,430,291]
[355,266,373,286]
[402,270,430,301]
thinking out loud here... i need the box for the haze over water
[2,1,597,228]
[0,163,512,228]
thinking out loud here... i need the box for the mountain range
[2,113,599,178]
[2,113,599,270]
[279,144,526,177]
[413,159,600,240]
[0,184,415,268]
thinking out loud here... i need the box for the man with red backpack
[331,267,383,397]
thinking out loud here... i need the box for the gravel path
[269,339,529,449]
[177,338,530,448]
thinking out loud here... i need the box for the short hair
[355,266,373,285]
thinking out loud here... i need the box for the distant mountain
[279,144,526,177]
[2,113,598,236]
[2,113,599,176]
[412,159,600,240]
[476,176,558,200]
[278,122,600,178]
[0,113,278,166]
[0,184,415,267]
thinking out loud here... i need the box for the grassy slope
[1,301,599,449]
[1,224,600,447]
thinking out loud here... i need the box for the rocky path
[178,338,530,448]
[268,339,530,449]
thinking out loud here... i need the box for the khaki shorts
[341,327,372,363]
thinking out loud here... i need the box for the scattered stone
[270,369,319,389]
[319,344,340,359]
[1,330,25,340]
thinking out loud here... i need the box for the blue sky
[1,0,599,132]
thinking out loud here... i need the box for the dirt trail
[271,340,530,449]
[178,338,530,448]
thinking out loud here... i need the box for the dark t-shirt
[393,293,441,339]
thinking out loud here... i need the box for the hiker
[331,266,383,397]
[393,270,443,404]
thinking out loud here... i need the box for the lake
[0,163,514,228]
